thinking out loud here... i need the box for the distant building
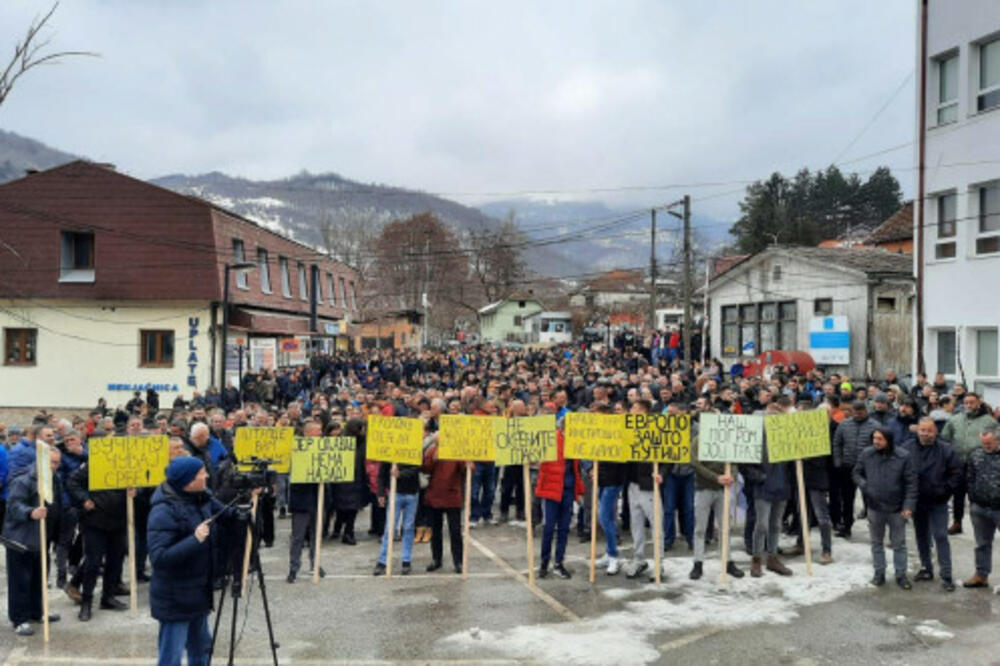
[352,310,423,350]
[0,161,358,408]
[478,294,544,343]
[523,311,573,345]
[569,269,648,309]
[708,247,914,379]
[866,202,914,254]
[917,0,1000,399]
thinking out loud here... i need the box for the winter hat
[166,457,204,490]
[874,392,890,404]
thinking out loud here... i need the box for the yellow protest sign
[563,413,628,462]
[764,409,831,463]
[438,414,495,461]
[493,415,557,465]
[88,436,170,490]
[234,427,294,473]
[367,416,424,465]
[623,412,692,463]
[290,437,356,483]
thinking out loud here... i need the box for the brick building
[0,161,358,408]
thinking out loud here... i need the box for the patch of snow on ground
[443,540,876,665]
[912,619,954,641]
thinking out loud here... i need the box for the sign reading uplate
[809,316,850,365]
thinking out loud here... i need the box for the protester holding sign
[535,428,585,580]
[422,434,465,573]
[690,426,745,581]
[3,446,62,636]
[286,421,328,583]
[743,400,793,578]
[624,400,660,579]
[329,419,368,545]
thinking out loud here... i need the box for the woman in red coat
[422,436,466,573]
[535,428,585,579]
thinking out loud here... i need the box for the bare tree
[0,3,98,109]
[465,213,527,304]
[320,210,380,320]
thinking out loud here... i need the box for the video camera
[229,456,279,493]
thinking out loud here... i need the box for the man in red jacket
[422,435,465,574]
[536,427,584,579]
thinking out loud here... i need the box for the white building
[918,0,1000,399]
[708,247,913,380]
[523,311,573,345]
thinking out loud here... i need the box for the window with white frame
[326,273,336,305]
[978,37,1000,112]
[232,239,248,289]
[279,257,291,297]
[977,328,998,376]
[936,52,959,124]
[935,193,957,259]
[297,262,308,301]
[257,248,271,293]
[339,277,347,307]
[937,329,956,375]
[976,183,1000,255]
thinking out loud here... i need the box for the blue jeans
[599,485,623,557]
[541,492,574,565]
[378,493,418,565]
[914,502,951,579]
[663,473,695,548]
[471,462,496,521]
[158,616,211,666]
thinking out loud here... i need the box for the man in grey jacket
[854,427,918,589]
[832,402,878,538]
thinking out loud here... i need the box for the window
[937,329,956,375]
[518,300,526,308]
[297,263,308,301]
[349,281,358,310]
[760,302,777,351]
[814,298,833,316]
[877,297,897,313]
[279,257,291,297]
[935,193,957,259]
[513,315,523,326]
[978,329,999,376]
[779,301,797,350]
[59,231,95,282]
[721,305,739,354]
[978,37,1000,112]
[326,273,336,305]
[339,277,347,307]
[772,265,782,281]
[722,301,796,356]
[976,184,1000,255]
[936,53,959,124]
[232,240,248,289]
[739,304,758,355]
[4,328,37,365]
[257,248,271,293]
[140,330,174,367]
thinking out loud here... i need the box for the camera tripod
[208,498,280,666]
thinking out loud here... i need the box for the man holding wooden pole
[690,437,744,581]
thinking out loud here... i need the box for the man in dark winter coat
[743,404,793,578]
[832,402,879,538]
[147,456,242,666]
[286,421,326,583]
[903,418,962,591]
[854,428,918,589]
[963,424,1000,588]
[3,446,62,636]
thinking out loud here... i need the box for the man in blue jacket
[147,456,241,666]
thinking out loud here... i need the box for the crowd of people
[3,340,1000,662]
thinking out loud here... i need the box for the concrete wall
[0,300,213,409]
[920,0,1000,391]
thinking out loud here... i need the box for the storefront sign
[809,316,850,365]
[324,322,340,335]
[107,383,179,392]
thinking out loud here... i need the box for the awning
[229,307,343,336]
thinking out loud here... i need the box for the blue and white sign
[809,316,850,365]
[742,340,756,356]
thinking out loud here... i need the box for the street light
[220,261,257,391]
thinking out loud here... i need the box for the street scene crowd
[3,337,1000,662]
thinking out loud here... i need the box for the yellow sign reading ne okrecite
[88,436,170,490]
[493,415,558,465]
[290,437,356,483]
[764,409,831,463]
[623,412,692,463]
[234,427,294,473]
[438,414,495,461]
[563,413,628,462]
[367,416,424,465]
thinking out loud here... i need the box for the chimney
[93,162,116,171]
[24,168,38,175]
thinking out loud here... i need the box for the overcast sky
[0,1,917,220]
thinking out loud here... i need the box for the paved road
[1,508,997,665]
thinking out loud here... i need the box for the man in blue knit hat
[147,456,242,665]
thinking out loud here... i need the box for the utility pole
[649,208,657,333]
[681,195,693,365]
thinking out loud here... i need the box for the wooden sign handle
[386,465,398,579]
[795,459,813,576]
[720,462,732,586]
[37,443,49,643]
[653,462,662,585]
[313,483,325,584]
[462,464,471,580]
[523,463,535,586]
[589,461,599,584]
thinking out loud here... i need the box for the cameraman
[147,456,245,666]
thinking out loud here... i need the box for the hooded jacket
[852,439,918,513]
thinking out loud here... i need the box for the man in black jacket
[963,423,1000,588]
[286,421,326,583]
[372,458,421,576]
[67,462,129,620]
[903,418,962,591]
[853,428,918,589]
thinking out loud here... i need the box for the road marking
[658,627,722,652]
[263,573,508,581]
[3,651,523,665]
[469,535,580,623]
